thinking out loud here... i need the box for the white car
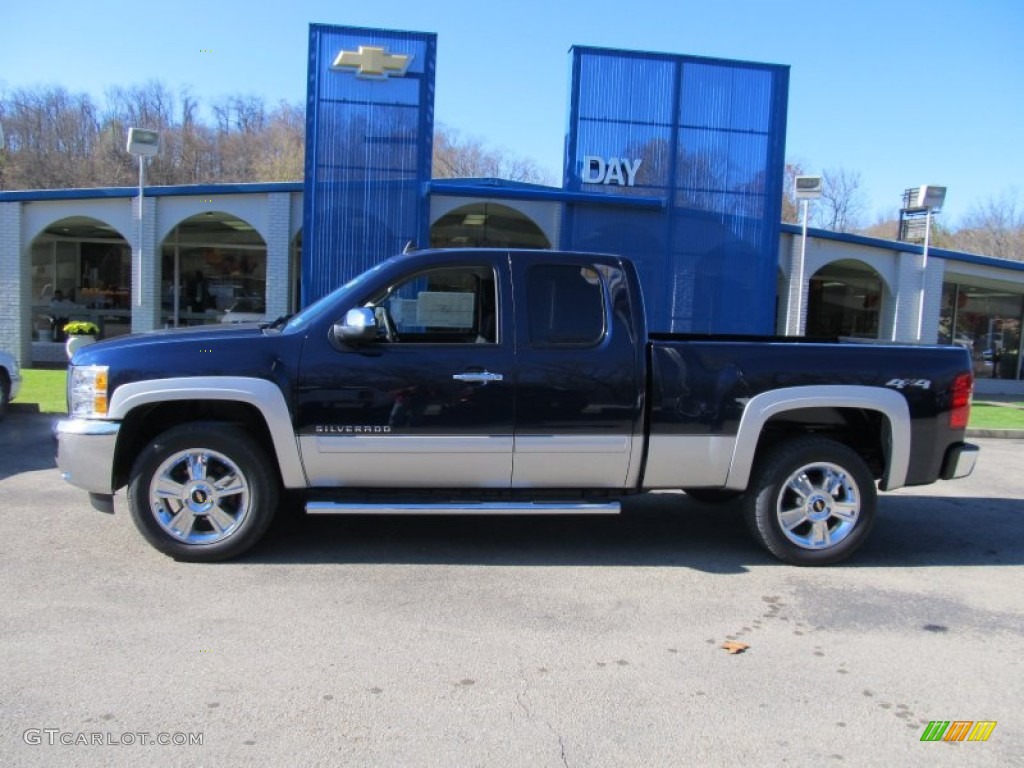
[218,297,266,324]
[0,350,22,420]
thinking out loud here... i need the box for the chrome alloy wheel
[148,448,251,544]
[775,461,861,550]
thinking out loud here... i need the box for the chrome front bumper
[55,419,120,494]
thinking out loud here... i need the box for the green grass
[14,367,1024,430]
[18,368,67,414]
[968,402,1024,430]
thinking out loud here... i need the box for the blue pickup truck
[56,248,978,565]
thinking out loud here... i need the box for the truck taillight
[950,372,973,430]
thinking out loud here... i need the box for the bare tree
[102,81,182,185]
[947,190,1024,261]
[251,101,305,181]
[812,167,866,232]
[0,83,309,190]
[432,124,552,184]
[175,88,218,184]
[781,162,805,224]
[0,85,100,188]
[858,211,900,241]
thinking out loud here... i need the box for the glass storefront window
[31,233,132,341]
[80,243,131,310]
[161,246,267,324]
[161,213,268,326]
[942,282,1024,380]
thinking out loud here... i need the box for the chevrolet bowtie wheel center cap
[808,495,831,520]
[187,483,215,512]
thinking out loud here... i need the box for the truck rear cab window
[376,266,498,344]
[527,264,606,347]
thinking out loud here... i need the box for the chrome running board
[305,501,621,515]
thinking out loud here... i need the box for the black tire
[127,422,279,562]
[683,488,743,504]
[743,437,876,566]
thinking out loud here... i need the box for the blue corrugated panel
[302,25,436,306]
[564,48,788,334]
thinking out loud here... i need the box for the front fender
[108,376,307,488]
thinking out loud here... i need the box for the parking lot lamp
[791,176,823,335]
[915,186,947,341]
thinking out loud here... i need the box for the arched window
[161,211,267,326]
[806,260,884,339]
[430,203,550,249]
[30,216,131,341]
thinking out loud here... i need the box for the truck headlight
[69,365,109,418]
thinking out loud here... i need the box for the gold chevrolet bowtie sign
[331,45,412,80]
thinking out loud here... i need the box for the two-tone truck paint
[56,249,978,564]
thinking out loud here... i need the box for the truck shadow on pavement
[252,499,760,573]
[0,413,57,482]
[245,492,1024,571]
[850,494,1024,568]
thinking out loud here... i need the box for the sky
[2,0,1022,225]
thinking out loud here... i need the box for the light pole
[126,128,160,313]
[791,175,823,335]
[914,185,946,341]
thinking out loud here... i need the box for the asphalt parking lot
[1,411,1021,767]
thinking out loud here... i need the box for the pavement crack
[514,655,569,767]
[515,689,531,718]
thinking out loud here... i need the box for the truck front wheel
[744,437,876,566]
[127,423,279,562]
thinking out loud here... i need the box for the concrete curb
[966,428,1024,439]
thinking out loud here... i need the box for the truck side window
[527,264,605,347]
[377,266,498,344]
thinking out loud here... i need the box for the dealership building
[1,24,1022,383]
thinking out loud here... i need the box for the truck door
[296,257,515,488]
[510,256,644,488]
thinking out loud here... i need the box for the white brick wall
[265,193,292,320]
[891,251,924,343]
[776,234,955,344]
[5,189,1023,365]
[781,231,810,335]
[0,202,28,365]
[131,196,161,333]
[920,259,946,344]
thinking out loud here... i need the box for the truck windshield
[282,260,392,333]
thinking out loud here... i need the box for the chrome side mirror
[334,308,378,343]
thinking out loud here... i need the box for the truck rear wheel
[744,437,876,566]
[127,423,279,562]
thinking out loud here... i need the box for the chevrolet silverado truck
[55,249,979,565]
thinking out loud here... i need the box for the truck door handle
[452,371,504,384]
